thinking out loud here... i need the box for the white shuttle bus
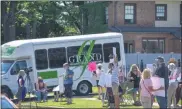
[1,32,126,99]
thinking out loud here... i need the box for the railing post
[140,59,144,72]
[178,59,181,67]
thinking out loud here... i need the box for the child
[105,63,115,108]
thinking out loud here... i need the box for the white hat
[97,63,102,67]
[18,70,25,77]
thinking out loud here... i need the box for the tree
[1,1,83,44]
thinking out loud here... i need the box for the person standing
[97,63,106,106]
[110,54,120,109]
[95,64,103,100]
[63,63,74,104]
[154,56,169,108]
[16,70,26,108]
[140,69,164,108]
[127,64,141,105]
[167,63,179,108]
[105,63,115,108]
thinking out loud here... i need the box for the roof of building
[109,26,181,39]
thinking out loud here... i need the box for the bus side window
[103,42,121,63]
[85,44,103,63]
[35,49,48,70]
[67,46,81,66]
[10,61,27,75]
[48,47,66,68]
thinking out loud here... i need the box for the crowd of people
[15,55,181,109]
[92,55,182,109]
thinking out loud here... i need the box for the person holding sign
[154,56,169,108]
[63,63,74,104]
[109,53,120,109]
[140,69,164,108]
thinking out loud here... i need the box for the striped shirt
[111,63,119,85]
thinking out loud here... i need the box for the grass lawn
[20,87,181,108]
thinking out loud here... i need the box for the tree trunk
[26,23,31,39]
[3,15,10,43]
[32,21,37,39]
[1,1,9,43]
[9,1,17,41]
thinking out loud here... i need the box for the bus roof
[3,32,122,47]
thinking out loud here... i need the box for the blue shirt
[64,69,74,85]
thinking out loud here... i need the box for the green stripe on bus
[38,71,57,79]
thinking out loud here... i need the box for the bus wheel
[76,81,91,96]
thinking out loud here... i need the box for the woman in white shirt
[167,63,179,108]
[95,63,104,100]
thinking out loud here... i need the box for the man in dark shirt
[154,56,169,109]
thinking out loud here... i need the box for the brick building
[81,0,182,53]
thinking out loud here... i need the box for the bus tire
[1,86,14,99]
[76,81,91,96]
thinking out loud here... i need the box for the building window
[105,7,108,24]
[155,4,167,21]
[124,42,134,53]
[35,49,48,70]
[67,46,81,66]
[124,3,136,24]
[85,44,103,63]
[103,42,121,63]
[142,39,165,53]
[48,47,66,68]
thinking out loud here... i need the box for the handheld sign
[113,47,116,56]
[151,77,165,97]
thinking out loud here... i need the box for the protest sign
[151,77,165,97]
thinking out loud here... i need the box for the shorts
[112,82,119,96]
[96,80,100,87]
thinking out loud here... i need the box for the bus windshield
[1,60,14,74]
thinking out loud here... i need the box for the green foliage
[1,1,83,43]
[80,2,109,34]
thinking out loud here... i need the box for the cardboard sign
[113,47,116,56]
[151,77,165,97]
[110,59,114,63]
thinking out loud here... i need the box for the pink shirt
[169,70,179,80]
[140,78,152,97]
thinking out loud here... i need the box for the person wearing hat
[97,63,106,106]
[16,70,27,108]
[63,63,74,104]
[167,63,179,108]
[95,63,103,100]
[154,56,169,109]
